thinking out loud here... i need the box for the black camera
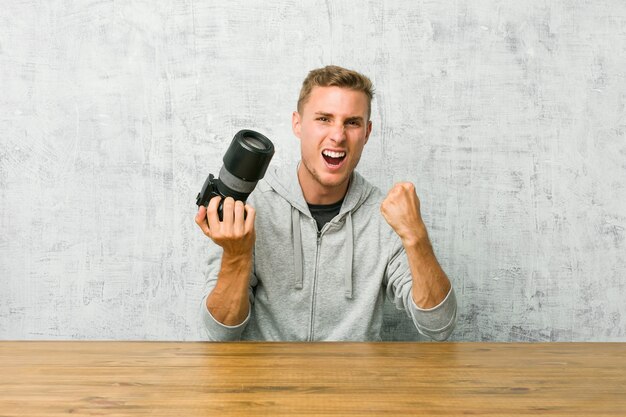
[196,129,275,220]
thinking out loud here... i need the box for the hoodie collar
[265,162,373,217]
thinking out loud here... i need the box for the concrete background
[1,1,625,341]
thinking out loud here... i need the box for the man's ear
[292,111,302,139]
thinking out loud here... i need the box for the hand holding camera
[195,129,274,255]
[196,196,256,257]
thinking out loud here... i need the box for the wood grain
[0,342,625,416]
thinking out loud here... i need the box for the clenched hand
[380,182,427,245]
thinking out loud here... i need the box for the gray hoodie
[201,163,457,341]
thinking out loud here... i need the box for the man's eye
[347,120,360,126]
[317,117,329,122]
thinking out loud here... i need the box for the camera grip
[197,182,246,222]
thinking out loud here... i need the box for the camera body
[195,173,228,218]
[196,129,274,220]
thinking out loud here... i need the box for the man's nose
[329,123,346,143]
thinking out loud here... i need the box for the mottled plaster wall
[1,1,625,341]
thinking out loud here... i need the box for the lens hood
[223,130,275,182]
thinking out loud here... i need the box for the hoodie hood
[263,162,375,298]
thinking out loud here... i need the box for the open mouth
[322,149,346,167]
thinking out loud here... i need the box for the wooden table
[0,342,624,416]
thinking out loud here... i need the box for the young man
[195,65,457,341]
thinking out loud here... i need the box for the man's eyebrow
[314,112,364,122]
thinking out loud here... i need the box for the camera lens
[196,129,275,214]
[241,135,267,151]
[222,130,274,182]
[215,129,275,201]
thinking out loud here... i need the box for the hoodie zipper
[308,225,322,341]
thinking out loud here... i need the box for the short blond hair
[297,65,375,119]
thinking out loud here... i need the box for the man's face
[292,86,372,201]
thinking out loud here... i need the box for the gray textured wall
[1,1,625,341]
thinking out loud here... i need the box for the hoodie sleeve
[200,293,252,341]
[199,245,257,341]
[384,235,457,341]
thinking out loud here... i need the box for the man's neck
[297,164,349,205]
